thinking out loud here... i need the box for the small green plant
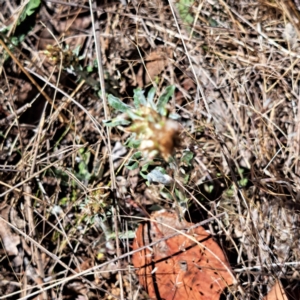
[79,183,111,218]
[43,44,79,68]
[43,44,113,91]
[19,0,41,25]
[105,85,181,161]
[75,148,92,185]
[104,86,194,211]
[0,0,41,63]
[176,0,195,25]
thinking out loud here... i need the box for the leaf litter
[0,0,300,299]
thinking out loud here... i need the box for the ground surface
[0,0,300,299]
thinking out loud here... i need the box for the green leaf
[126,151,142,170]
[181,151,194,166]
[239,178,248,187]
[81,149,90,165]
[19,0,41,23]
[155,166,167,174]
[28,0,41,15]
[147,86,157,109]
[176,0,194,25]
[126,161,139,170]
[126,109,144,121]
[76,150,91,184]
[140,172,148,180]
[147,168,172,185]
[204,183,214,194]
[208,18,219,27]
[141,161,152,172]
[157,85,175,116]
[225,186,234,197]
[87,65,93,73]
[169,113,181,120]
[73,45,81,57]
[140,161,154,179]
[149,204,164,211]
[133,88,147,108]
[107,94,131,112]
[183,174,190,184]
[175,188,188,203]
[103,118,130,127]
[160,189,173,200]
[11,37,20,46]
[125,135,141,148]
[108,230,136,239]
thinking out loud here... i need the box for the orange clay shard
[132,210,234,300]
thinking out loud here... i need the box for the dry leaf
[74,258,93,273]
[137,47,172,87]
[0,207,25,268]
[175,77,196,107]
[132,210,234,300]
[263,280,288,300]
[0,208,20,257]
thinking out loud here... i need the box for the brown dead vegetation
[0,0,300,299]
